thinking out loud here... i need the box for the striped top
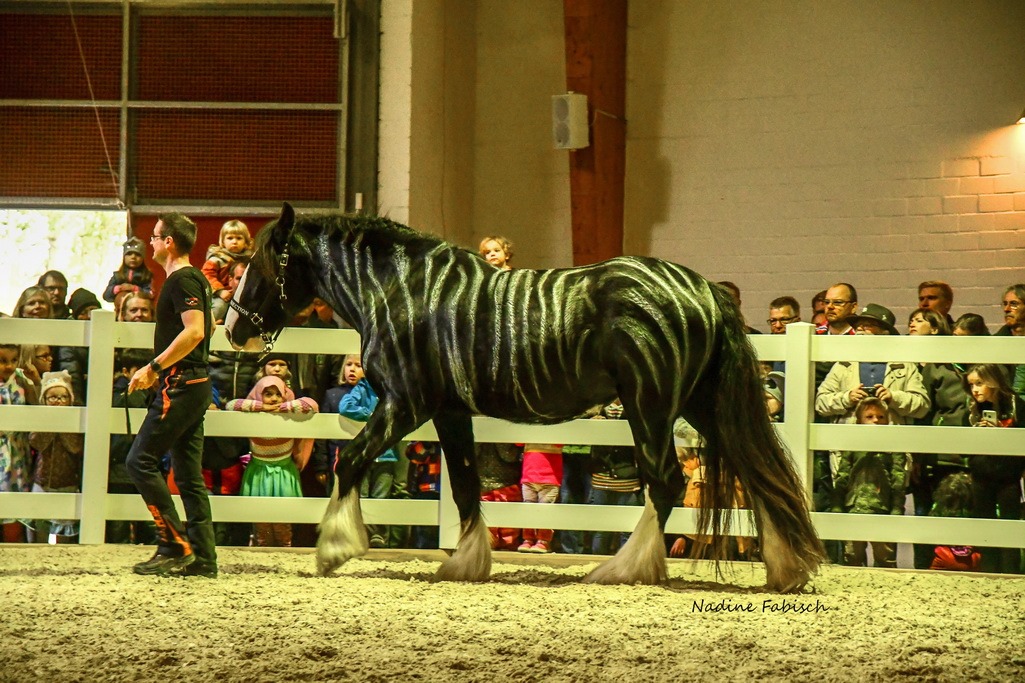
[224,396,318,461]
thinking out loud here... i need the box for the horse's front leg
[431,411,492,582]
[316,403,420,576]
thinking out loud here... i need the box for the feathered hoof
[315,485,368,576]
[430,516,492,583]
[582,556,668,586]
[764,557,815,593]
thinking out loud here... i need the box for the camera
[864,386,877,397]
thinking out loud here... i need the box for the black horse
[226,203,823,591]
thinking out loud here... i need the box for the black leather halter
[228,241,291,353]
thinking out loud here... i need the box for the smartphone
[982,410,998,423]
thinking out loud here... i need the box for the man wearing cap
[814,303,931,426]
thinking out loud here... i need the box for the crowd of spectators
[0,226,1022,575]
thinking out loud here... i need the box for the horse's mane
[253,210,483,278]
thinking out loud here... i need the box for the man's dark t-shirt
[155,267,212,369]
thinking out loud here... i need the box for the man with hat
[814,303,931,426]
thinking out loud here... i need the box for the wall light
[1018,108,1025,124]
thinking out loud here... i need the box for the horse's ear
[272,202,296,251]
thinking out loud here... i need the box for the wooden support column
[563,0,627,266]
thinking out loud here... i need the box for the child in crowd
[478,236,513,270]
[339,368,397,548]
[928,472,981,571]
[588,399,642,555]
[518,443,562,553]
[254,352,294,388]
[316,354,364,494]
[17,344,52,387]
[29,371,83,543]
[963,363,1025,573]
[478,442,524,551]
[226,376,318,547]
[0,344,36,543]
[406,441,442,549]
[830,397,907,568]
[103,237,153,303]
[203,219,253,303]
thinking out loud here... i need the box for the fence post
[782,322,814,494]
[78,310,116,544]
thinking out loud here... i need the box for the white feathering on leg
[432,515,493,582]
[756,500,811,592]
[584,495,668,585]
[316,480,369,576]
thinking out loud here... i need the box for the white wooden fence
[1,311,1023,551]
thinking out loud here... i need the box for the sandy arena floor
[0,544,1023,682]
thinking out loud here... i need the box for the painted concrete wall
[383,0,1024,330]
[624,0,1025,329]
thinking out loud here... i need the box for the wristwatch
[148,359,162,373]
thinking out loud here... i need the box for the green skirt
[241,455,303,498]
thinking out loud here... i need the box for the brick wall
[623,0,1025,330]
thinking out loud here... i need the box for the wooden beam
[563,0,627,266]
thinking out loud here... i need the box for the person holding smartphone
[963,364,1025,574]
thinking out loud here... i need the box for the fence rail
[1,312,1023,551]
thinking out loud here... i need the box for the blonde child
[226,376,318,547]
[29,371,84,543]
[338,366,398,548]
[103,237,154,303]
[830,397,907,568]
[0,343,36,543]
[517,443,562,553]
[478,236,513,270]
[202,219,253,302]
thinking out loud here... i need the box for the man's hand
[128,365,157,393]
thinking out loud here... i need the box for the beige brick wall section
[622,0,1025,329]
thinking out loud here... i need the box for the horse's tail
[696,285,825,591]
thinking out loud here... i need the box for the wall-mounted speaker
[552,92,589,150]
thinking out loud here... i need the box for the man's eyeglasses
[767,316,797,326]
[42,285,66,293]
[822,299,852,306]
[150,232,166,241]
[1004,300,1022,310]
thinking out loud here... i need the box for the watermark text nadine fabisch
[691,598,830,615]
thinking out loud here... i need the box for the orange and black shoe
[133,550,195,576]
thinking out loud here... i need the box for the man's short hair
[918,280,953,303]
[37,270,68,287]
[1003,284,1025,302]
[769,296,800,314]
[158,212,198,255]
[828,282,858,303]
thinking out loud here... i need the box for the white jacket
[815,361,930,425]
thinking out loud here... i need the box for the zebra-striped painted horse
[225,203,824,591]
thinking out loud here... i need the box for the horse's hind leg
[584,405,682,585]
[317,406,418,576]
[431,411,492,582]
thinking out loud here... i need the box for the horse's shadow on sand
[273,565,776,595]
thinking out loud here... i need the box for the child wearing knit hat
[103,236,154,303]
[28,371,85,543]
